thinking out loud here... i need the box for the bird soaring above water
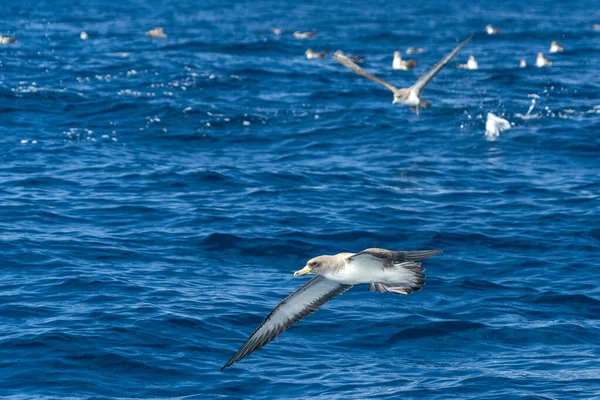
[333,35,473,118]
[222,248,442,370]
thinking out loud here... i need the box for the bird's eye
[310,261,318,267]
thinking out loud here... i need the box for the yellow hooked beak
[293,266,312,277]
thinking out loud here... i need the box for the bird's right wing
[352,248,442,263]
[333,50,399,93]
[410,35,474,97]
[222,275,352,370]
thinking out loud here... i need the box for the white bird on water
[485,113,511,140]
[486,24,500,35]
[305,49,328,59]
[520,59,527,68]
[333,35,473,118]
[222,248,442,369]
[549,41,564,53]
[536,52,551,67]
[392,51,417,70]
[458,55,478,70]
[0,34,17,44]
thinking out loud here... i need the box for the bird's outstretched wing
[333,50,399,93]
[352,248,442,263]
[410,35,474,97]
[222,276,352,370]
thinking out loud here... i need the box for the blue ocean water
[1,0,600,398]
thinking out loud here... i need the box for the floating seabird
[222,248,442,370]
[305,49,328,59]
[549,41,564,53]
[406,47,425,54]
[272,28,282,35]
[80,31,88,40]
[294,31,316,39]
[519,59,527,68]
[458,55,478,70]
[0,34,17,44]
[333,36,473,118]
[536,52,551,67]
[485,112,511,140]
[486,24,500,35]
[594,24,600,31]
[146,27,167,39]
[392,51,417,70]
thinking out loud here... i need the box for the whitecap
[485,113,511,141]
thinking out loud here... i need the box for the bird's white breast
[324,257,384,284]
[392,57,401,70]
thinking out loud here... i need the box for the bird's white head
[394,51,401,57]
[294,255,337,277]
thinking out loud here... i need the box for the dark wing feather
[352,248,442,263]
[222,276,352,370]
[410,35,474,97]
[333,50,399,93]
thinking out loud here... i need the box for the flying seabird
[0,34,17,44]
[392,51,417,70]
[536,52,551,67]
[519,59,527,68]
[549,41,564,53]
[485,24,500,35]
[406,47,425,54]
[333,35,473,118]
[458,55,478,70]
[305,49,328,59]
[222,248,442,370]
[146,27,167,39]
[294,31,317,39]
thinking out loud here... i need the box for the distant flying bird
[485,24,500,35]
[392,51,417,70]
[549,41,564,53]
[222,248,442,370]
[146,27,167,39]
[406,47,425,54]
[519,59,527,68]
[333,35,473,118]
[0,34,17,44]
[536,52,551,67]
[458,55,479,70]
[294,31,317,39]
[305,49,328,59]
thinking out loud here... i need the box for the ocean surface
[1,0,600,398]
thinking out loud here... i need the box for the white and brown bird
[305,49,328,59]
[332,36,473,118]
[406,47,425,54]
[458,55,479,70]
[146,27,167,39]
[485,24,500,35]
[222,248,442,370]
[536,52,551,67]
[0,34,17,44]
[294,31,316,39]
[392,51,417,70]
[549,41,564,53]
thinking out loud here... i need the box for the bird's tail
[368,262,426,295]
